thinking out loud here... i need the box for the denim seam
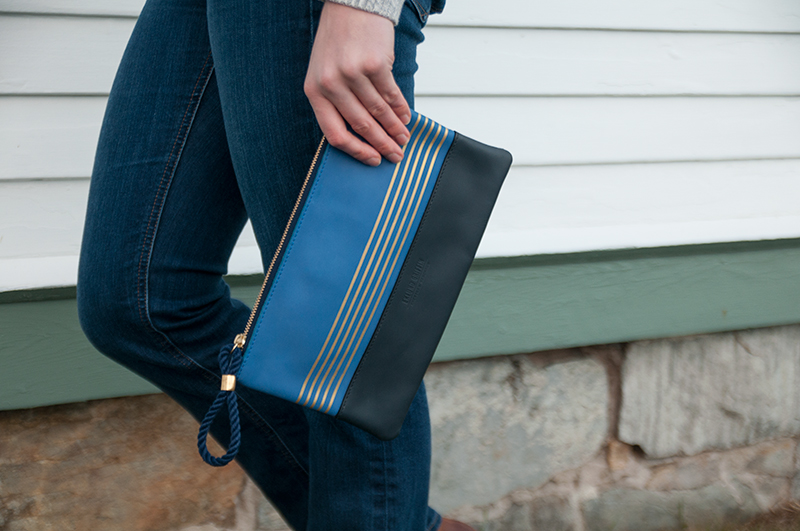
[131,51,310,480]
[239,397,311,478]
[135,49,214,359]
[308,0,316,57]
[407,0,429,23]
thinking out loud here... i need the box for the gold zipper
[235,136,327,352]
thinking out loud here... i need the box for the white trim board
[4,0,800,33]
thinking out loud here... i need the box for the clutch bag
[197,111,512,466]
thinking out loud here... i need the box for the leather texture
[336,132,513,439]
[238,113,455,417]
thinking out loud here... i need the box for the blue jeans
[77,0,442,529]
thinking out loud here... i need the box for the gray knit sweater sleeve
[323,0,406,25]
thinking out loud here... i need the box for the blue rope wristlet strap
[197,340,243,467]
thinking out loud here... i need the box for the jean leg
[77,0,311,527]
[305,383,440,531]
[204,0,441,527]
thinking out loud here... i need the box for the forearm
[322,0,406,25]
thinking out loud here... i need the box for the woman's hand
[304,2,411,166]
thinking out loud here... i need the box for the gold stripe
[300,117,424,407]
[313,121,440,409]
[297,116,427,406]
[295,115,422,405]
[321,126,445,412]
[308,119,437,409]
[317,124,443,411]
[304,118,430,408]
[324,126,450,413]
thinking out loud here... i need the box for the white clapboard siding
[416,97,800,166]
[481,159,800,257]
[4,0,800,290]
[0,0,143,17]
[6,96,800,180]
[5,158,800,290]
[1,97,105,180]
[417,28,800,96]
[0,179,89,259]
[5,0,800,33]
[430,0,800,32]
[6,15,800,97]
[0,245,268,293]
[0,178,261,290]
[0,15,134,95]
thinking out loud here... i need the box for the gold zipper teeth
[239,137,327,347]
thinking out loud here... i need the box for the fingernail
[401,113,411,125]
[367,157,381,166]
[397,134,410,146]
[388,152,402,164]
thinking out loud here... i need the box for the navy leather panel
[337,132,513,439]
[238,112,454,416]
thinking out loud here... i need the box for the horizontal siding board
[6,96,800,180]
[5,159,800,290]
[441,241,800,360]
[0,296,159,410]
[5,0,800,32]
[7,16,800,96]
[0,0,143,17]
[0,246,263,293]
[0,15,133,95]
[0,180,89,260]
[429,0,800,32]
[0,217,260,292]
[419,97,800,166]
[483,160,800,257]
[417,28,800,96]
[0,256,81,293]
[4,240,800,410]
[1,96,105,180]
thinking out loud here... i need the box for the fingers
[306,65,410,166]
[319,77,409,165]
[304,2,412,166]
[368,66,411,128]
[355,74,411,145]
[308,93,384,166]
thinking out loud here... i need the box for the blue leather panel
[238,112,455,415]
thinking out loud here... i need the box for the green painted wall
[2,239,800,410]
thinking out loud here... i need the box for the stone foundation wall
[2,324,800,530]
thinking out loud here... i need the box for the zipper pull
[233,333,246,351]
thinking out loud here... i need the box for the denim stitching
[239,397,311,478]
[407,0,429,24]
[130,51,310,478]
[308,0,316,57]
[135,51,214,374]
[136,50,213,340]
